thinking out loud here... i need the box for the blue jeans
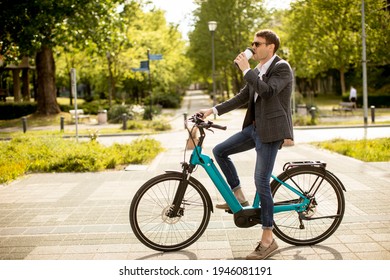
[212,124,282,229]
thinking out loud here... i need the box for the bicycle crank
[233,208,262,228]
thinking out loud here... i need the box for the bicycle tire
[271,166,345,246]
[129,172,212,251]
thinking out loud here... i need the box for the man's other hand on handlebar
[198,108,214,119]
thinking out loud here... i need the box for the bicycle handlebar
[189,113,227,131]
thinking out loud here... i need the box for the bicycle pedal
[225,209,233,214]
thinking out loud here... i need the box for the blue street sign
[140,60,149,69]
[148,54,163,60]
[131,60,149,72]
[131,68,149,72]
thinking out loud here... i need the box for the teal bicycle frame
[189,145,310,215]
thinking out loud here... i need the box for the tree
[53,1,191,109]
[0,0,124,115]
[285,0,390,94]
[188,0,269,97]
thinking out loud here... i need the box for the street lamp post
[361,0,368,125]
[208,21,217,119]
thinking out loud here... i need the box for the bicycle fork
[166,162,193,218]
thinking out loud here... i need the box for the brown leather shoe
[246,239,279,260]
[215,200,249,210]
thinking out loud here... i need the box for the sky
[148,0,294,40]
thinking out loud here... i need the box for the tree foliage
[1,0,388,115]
[187,0,389,97]
[1,0,191,115]
[54,1,191,107]
[0,0,126,114]
[285,0,390,94]
[188,0,269,97]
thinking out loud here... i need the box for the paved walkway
[0,91,389,260]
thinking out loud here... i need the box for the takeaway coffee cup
[243,47,255,60]
[235,47,254,69]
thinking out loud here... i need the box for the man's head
[251,29,280,62]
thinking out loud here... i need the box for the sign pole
[147,49,152,120]
[70,68,78,142]
[131,51,162,120]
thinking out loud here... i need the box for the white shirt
[244,54,277,101]
[212,55,276,115]
[350,87,357,99]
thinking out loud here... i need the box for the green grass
[0,135,164,184]
[313,138,390,162]
[57,97,85,106]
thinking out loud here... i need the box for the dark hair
[255,29,280,54]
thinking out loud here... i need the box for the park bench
[69,109,90,123]
[332,102,355,115]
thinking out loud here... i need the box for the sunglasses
[251,41,268,47]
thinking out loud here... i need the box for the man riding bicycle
[199,29,294,260]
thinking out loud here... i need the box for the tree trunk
[22,68,30,101]
[12,69,21,102]
[339,66,346,95]
[35,45,61,115]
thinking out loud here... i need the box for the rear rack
[283,161,327,171]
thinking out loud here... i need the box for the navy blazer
[215,56,294,144]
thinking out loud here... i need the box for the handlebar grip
[210,123,227,130]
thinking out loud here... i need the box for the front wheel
[271,166,345,246]
[129,172,212,252]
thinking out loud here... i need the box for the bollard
[60,116,65,132]
[122,113,127,130]
[21,117,27,133]
[309,107,316,124]
[183,113,187,129]
[370,105,375,123]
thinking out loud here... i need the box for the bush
[0,102,37,120]
[59,103,73,113]
[146,119,171,131]
[153,92,182,108]
[79,100,110,115]
[143,104,162,120]
[126,120,144,130]
[124,119,171,131]
[107,105,131,123]
[111,138,163,164]
[0,135,164,184]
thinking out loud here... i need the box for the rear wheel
[271,166,345,246]
[129,173,212,251]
